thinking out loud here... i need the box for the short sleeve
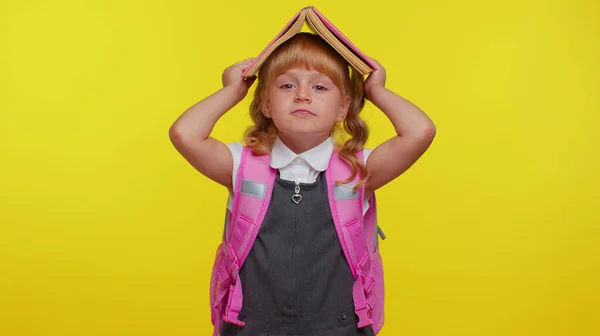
[226,142,244,211]
[362,148,374,215]
[363,148,374,163]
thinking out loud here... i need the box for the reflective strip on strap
[240,179,267,198]
[333,184,359,200]
[377,226,386,240]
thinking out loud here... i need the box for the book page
[311,8,376,70]
[305,10,371,75]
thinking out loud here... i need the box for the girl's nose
[294,87,312,103]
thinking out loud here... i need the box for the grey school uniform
[220,172,375,336]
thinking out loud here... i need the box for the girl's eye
[280,84,294,89]
[314,85,328,91]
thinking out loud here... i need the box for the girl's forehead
[276,67,333,79]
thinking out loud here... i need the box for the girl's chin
[274,118,336,135]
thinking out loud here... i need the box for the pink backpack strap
[221,147,276,328]
[326,150,374,328]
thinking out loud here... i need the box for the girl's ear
[337,95,351,122]
[261,90,271,118]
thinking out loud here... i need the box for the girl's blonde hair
[244,32,369,188]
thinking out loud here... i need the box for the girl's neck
[277,132,330,154]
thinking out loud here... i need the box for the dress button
[341,312,348,320]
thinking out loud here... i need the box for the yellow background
[1,0,598,335]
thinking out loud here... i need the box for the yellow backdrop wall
[1,0,598,335]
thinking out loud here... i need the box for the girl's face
[262,67,350,140]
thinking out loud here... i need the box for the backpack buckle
[364,276,375,293]
[356,252,370,276]
[227,243,240,271]
[355,300,373,328]
[223,284,246,327]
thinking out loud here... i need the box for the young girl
[170,33,435,336]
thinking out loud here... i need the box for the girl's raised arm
[364,59,436,194]
[169,59,256,189]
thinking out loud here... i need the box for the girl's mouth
[292,109,315,116]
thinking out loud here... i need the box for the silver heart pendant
[292,194,302,204]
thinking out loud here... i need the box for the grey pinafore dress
[221,172,375,336]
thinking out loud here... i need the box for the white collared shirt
[226,137,373,214]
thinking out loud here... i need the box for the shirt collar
[270,136,334,172]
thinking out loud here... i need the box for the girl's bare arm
[169,59,256,188]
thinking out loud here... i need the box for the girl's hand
[364,58,387,101]
[222,58,257,100]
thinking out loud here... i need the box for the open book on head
[241,6,375,79]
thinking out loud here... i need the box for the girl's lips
[292,109,315,115]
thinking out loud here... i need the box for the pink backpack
[209,146,386,336]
